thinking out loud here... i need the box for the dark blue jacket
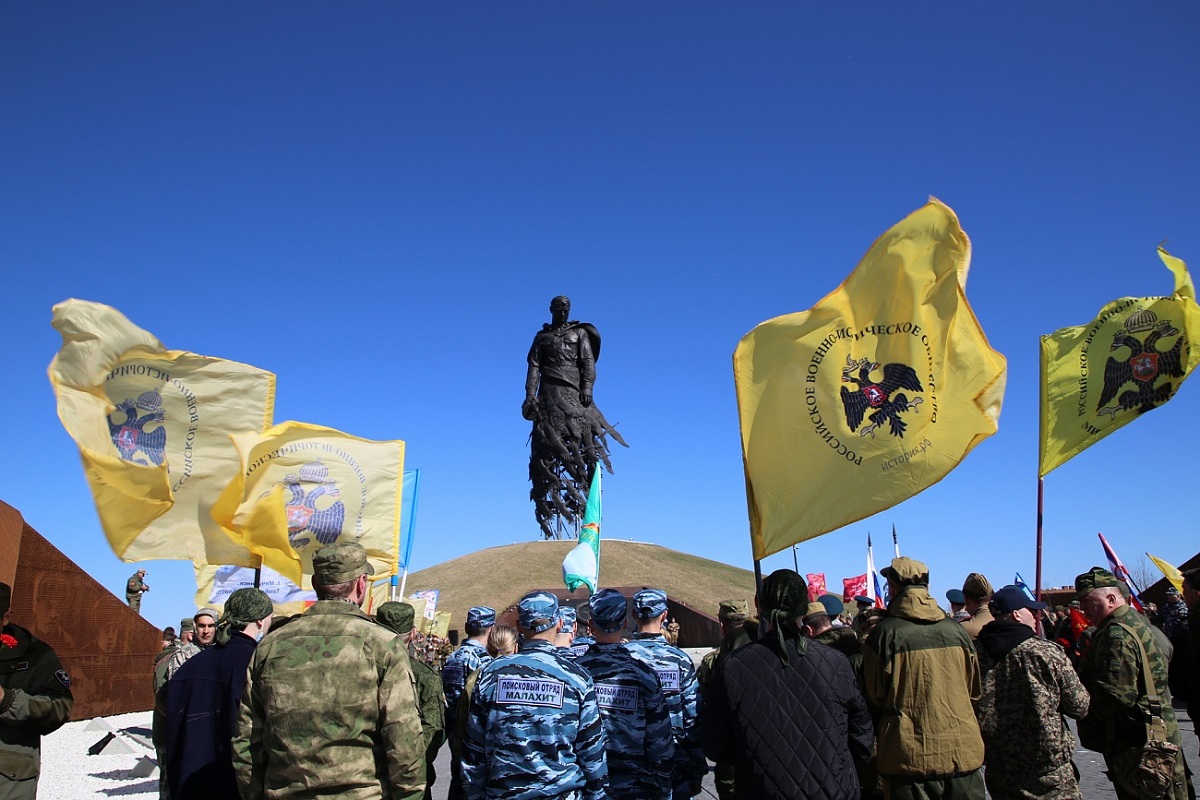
[165,631,256,800]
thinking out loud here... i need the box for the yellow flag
[211,421,404,585]
[1039,248,1200,476]
[734,199,1007,561]
[48,299,276,564]
[1146,553,1185,594]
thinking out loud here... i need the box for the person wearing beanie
[623,588,707,798]
[0,581,74,800]
[233,542,426,800]
[976,586,1089,800]
[443,605,495,800]
[164,588,273,800]
[575,589,674,799]
[377,602,446,800]
[703,569,872,800]
[463,591,607,800]
[862,557,986,799]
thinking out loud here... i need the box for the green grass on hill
[391,540,757,633]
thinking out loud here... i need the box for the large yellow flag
[1146,553,1185,594]
[48,300,275,564]
[734,199,1007,561]
[211,421,404,585]
[1039,248,1200,476]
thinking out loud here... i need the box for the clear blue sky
[3,3,1197,630]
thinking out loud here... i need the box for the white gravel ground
[41,711,158,799]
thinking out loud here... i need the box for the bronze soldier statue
[523,296,626,539]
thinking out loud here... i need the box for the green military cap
[376,602,416,635]
[1074,566,1123,599]
[180,617,195,632]
[312,542,375,585]
[881,556,929,587]
[224,588,273,625]
[717,599,748,623]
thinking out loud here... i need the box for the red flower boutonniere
[0,634,17,650]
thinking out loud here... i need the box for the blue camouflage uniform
[624,589,707,798]
[463,592,607,800]
[570,635,595,658]
[445,607,495,800]
[576,589,674,800]
[557,607,579,659]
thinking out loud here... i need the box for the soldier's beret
[557,606,577,635]
[518,591,559,633]
[818,593,844,618]
[853,595,874,605]
[312,542,374,585]
[0,582,10,616]
[466,606,496,627]
[1074,566,1123,599]
[376,601,416,635]
[945,589,966,605]
[180,618,195,632]
[717,599,748,623]
[633,589,668,620]
[961,573,992,600]
[589,589,629,633]
[881,557,930,587]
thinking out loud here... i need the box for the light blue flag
[563,465,601,595]
[399,469,421,570]
[1014,572,1035,601]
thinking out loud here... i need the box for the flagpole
[1035,478,1044,604]
[791,546,798,573]
[753,558,765,638]
[891,524,899,558]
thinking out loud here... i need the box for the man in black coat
[164,588,273,800]
[702,569,873,800]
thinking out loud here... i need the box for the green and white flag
[562,465,601,595]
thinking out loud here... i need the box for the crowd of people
[2,543,1198,800]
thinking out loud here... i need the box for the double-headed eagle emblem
[840,356,924,438]
[281,461,345,549]
[1097,309,1186,418]
[107,390,167,465]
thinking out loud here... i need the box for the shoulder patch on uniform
[496,676,564,708]
[594,682,638,712]
[56,669,70,688]
[654,667,681,693]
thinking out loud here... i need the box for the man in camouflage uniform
[377,602,446,800]
[233,543,425,800]
[126,568,150,612]
[444,606,495,800]
[463,591,607,800]
[555,606,578,655]
[976,586,1089,800]
[625,588,707,799]
[576,588,674,799]
[0,581,74,800]
[1074,566,1194,800]
[696,599,756,800]
[569,605,596,657]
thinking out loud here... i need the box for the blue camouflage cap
[518,591,560,633]
[589,588,628,633]
[466,606,496,627]
[557,606,577,634]
[633,588,668,620]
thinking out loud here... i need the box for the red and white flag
[806,572,827,600]
[843,574,867,603]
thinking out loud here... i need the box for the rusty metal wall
[3,504,161,719]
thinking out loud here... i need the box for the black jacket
[703,633,873,800]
